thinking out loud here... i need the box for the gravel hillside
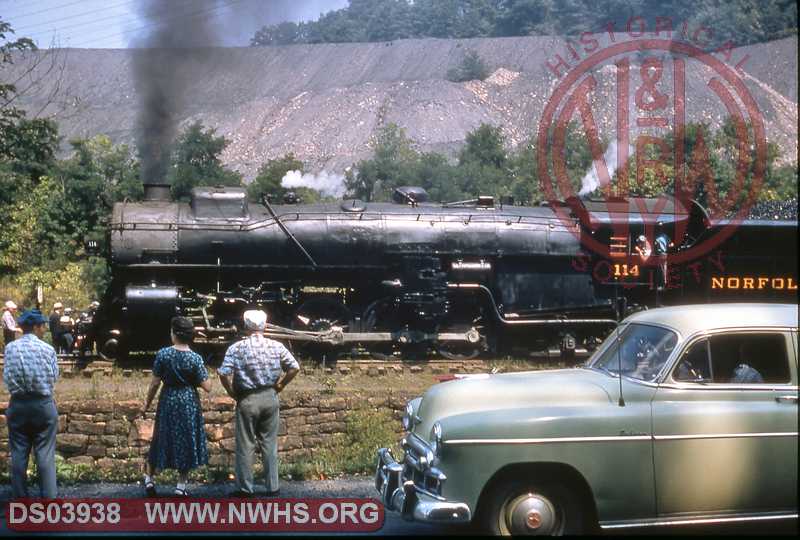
[8,35,798,179]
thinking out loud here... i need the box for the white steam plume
[578,141,633,196]
[281,170,346,198]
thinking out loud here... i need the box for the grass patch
[0,455,235,486]
[281,408,400,480]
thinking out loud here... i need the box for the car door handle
[775,395,798,404]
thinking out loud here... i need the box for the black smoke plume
[132,0,217,189]
[131,0,346,191]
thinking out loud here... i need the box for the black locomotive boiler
[92,183,797,362]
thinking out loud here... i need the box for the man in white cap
[2,300,19,350]
[218,310,300,497]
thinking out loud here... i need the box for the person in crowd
[141,316,211,497]
[59,308,76,354]
[634,234,652,262]
[2,309,59,498]
[49,302,64,351]
[219,310,300,498]
[2,301,20,350]
[730,341,765,384]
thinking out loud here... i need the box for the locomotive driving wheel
[290,297,352,361]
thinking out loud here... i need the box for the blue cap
[17,309,47,326]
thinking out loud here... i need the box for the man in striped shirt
[3,309,59,498]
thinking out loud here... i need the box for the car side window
[674,338,712,382]
[674,333,791,384]
[708,333,790,384]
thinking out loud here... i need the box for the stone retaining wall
[0,392,413,471]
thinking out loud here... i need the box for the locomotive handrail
[110,213,561,234]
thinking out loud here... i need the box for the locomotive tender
[93,182,797,362]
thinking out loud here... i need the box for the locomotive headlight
[429,422,443,460]
[402,402,415,431]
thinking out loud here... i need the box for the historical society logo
[537,16,767,267]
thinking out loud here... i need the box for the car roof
[625,303,798,336]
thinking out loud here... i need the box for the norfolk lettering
[711,276,797,290]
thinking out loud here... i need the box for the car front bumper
[375,447,471,524]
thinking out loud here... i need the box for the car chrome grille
[401,433,446,497]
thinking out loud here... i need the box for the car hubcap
[504,493,559,535]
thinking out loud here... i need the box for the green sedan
[375,303,798,535]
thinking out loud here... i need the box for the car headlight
[430,422,443,460]
[402,402,415,431]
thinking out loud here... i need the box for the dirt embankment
[8,35,798,177]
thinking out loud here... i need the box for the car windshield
[589,323,679,382]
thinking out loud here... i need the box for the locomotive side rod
[261,328,480,345]
[198,322,481,346]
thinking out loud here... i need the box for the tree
[412,152,464,202]
[167,121,243,201]
[250,0,797,46]
[248,153,304,202]
[0,17,36,137]
[0,117,60,182]
[447,49,490,82]
[250,21,302,46]
[345,123,418,201]
[53,136,142,254]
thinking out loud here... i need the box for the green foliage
[345,123,419,201]
[0,124,134,307]
[248,153,304,202]
[168,121,243,201]
[288,408,400,479]
[447,49,490,82]
[0,117,60,182]
[318,408,400,476]
[0,260,105,311]
[321,376,337,395]
[1,18,36,137]
[251,1,797,48]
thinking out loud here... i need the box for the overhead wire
[14,0,139,32]
[21,0,197,38]
[70,0,244,48]
[2,0,103,21]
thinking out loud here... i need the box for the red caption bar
[5,498,384,533]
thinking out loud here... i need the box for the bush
[447,49,490,82]
[0,260,105,310]
[311,408,400,478]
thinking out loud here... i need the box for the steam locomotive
[91,182,797,362]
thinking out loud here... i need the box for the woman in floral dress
[141,317,211,496]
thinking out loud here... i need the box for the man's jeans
[234,388,280,494]
[6,395,58,498]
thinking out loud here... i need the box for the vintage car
[375,303,798,534]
